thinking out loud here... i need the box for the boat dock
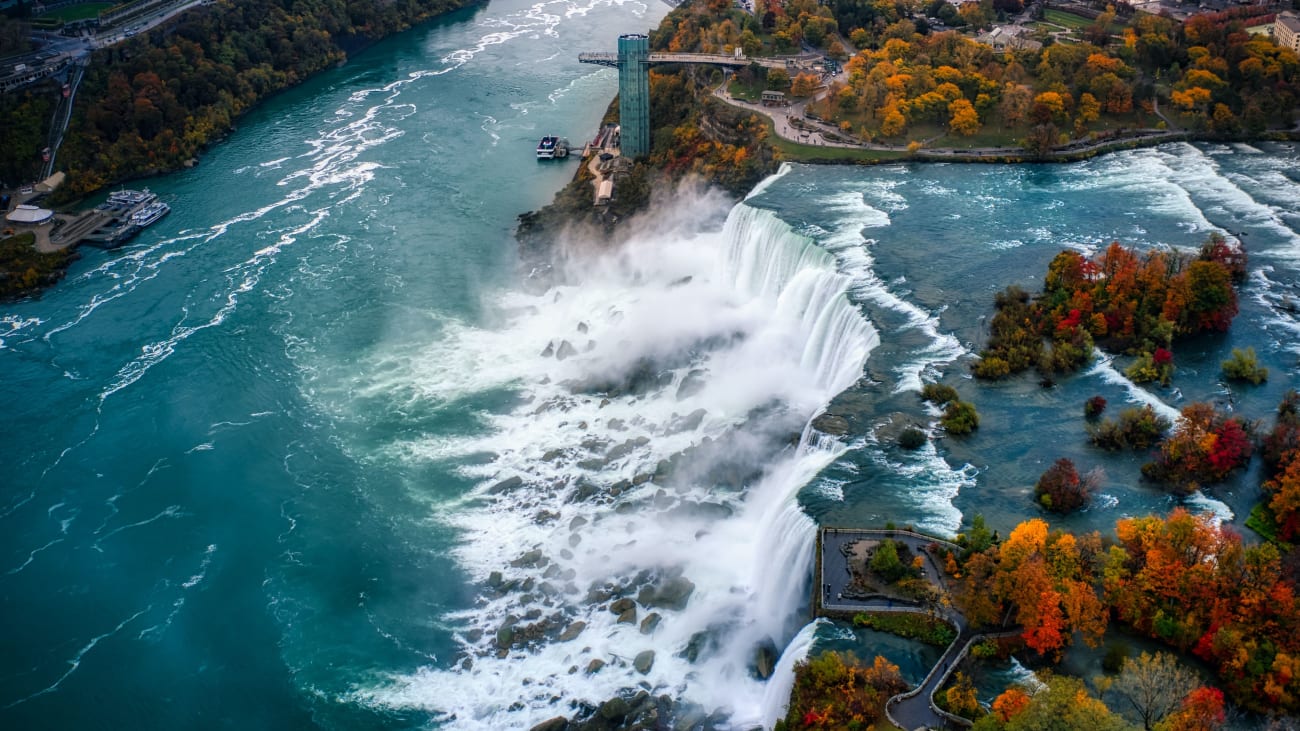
[49,189,161,249]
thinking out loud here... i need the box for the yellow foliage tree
[949,98,980,136]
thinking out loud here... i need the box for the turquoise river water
[2,1,1298,729]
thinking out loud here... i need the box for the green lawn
[39,2,113,22]
[1042,8,1095,31]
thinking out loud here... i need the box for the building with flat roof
[1275,12,1300,53]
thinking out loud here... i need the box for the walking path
[711,76,1193,160]
[817,528,1018,730]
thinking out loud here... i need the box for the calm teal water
[2,1,1299,726]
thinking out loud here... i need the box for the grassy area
[1042,8,1095,31]
[853,611,958,647]
[726,75,766,103]
[1246,503,1292,546]
[40,2,113,22]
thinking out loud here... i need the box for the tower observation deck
[579,39,797,159]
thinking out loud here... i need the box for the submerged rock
[811,413,850,435]
[487,475,524,494]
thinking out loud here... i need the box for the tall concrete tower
[616,33,651,159]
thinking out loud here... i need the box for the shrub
[899,426,927,450]
[921,383,960,405]
[1034,458,1098,514]
[1088,405,1171,450]
[1126,348,1174,385]
[1085,395,1107,419]
[942,400,980,434]
[973,355,1012,379]
[1221,346,1267,384]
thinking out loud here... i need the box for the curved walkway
[817,528,1017,730]
[712,80,1190,160]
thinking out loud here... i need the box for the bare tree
[1099,651,1197,730]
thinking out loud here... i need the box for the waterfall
[361,197,879,730]
[761,619,826,727]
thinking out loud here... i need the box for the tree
[871,539,908,582]
[945,672,982,718]
[1034,458,1097,514]
[1101,652,1198,730]
[999,675,1132,731]
[949,97,981,136]
[790,72,820,98]
[1156,687,1225,731]
[766,67,791,90]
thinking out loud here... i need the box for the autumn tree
[1099,652,1198,730]
[949,97,981,136]
[1034,459,1101,514]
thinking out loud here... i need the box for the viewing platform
[814,527,1018,730]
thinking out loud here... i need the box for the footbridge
[576,51,794,70]
[577,34,821,158]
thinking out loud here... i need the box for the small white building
[6,204,54,225]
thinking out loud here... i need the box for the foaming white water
[814,183,966,393]
[354,197,876,728]
[1184,490,1233,526]
[1086,350,1182,424]
[745,162,792,200]
[868,437,968,538]
[1158,144,1300,247]
[760,619,824,727]
[1251,267,1300,354]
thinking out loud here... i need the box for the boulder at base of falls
[810,413,850,436]
[637,576,695,610]
[541,341,556,358]
[558,621,586,642]
[599,697,631,721]
[556,340,578,360]
[529,717,569,731]
[487,475,524,494]
[585,658,606,674]
[751,639,779,680]
[639,612,661,635]
[633,650,655,674]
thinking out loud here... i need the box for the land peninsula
[518,0,1298,258]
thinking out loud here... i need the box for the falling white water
[354,196,878,728]
[760,619,826,727]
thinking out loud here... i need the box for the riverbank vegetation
[44,0,482,200]
[853,611,957,647]
[974,237,1243,380]
[776,652,908,731]
[946,509,1300,715]
[0,231,77,300]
